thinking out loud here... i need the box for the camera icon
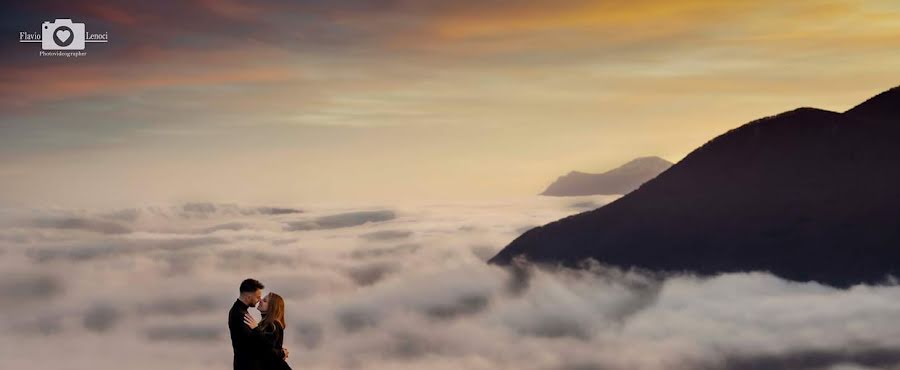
[42,19,85,50]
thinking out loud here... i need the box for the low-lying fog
[2,196,899,370]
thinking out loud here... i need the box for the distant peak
[625,156,671,164]
[619,156,673,170]
[845,84,900,120]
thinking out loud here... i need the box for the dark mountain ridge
[489,85,900,288]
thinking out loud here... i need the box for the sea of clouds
[1,196,900,370]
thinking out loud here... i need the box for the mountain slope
[489,86,900,288]
[540,156,672,196]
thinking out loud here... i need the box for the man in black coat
[229,278,265,370]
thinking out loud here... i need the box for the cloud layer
[1,196,900,370]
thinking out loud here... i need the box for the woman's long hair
[258,292,286,331]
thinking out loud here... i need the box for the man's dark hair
[239,278,264,293]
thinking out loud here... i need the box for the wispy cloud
[1,1,898,205]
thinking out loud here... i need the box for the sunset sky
[1,0,899,207]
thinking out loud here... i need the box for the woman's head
[257,292,286,330]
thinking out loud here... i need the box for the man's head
[239,278,264,307]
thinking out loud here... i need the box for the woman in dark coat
[244,292,292,370]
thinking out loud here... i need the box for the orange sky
[1,0,899,207]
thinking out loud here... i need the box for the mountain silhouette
[489,85,900,288]
[540,156,672,196]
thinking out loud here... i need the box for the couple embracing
[228,278,293,370]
